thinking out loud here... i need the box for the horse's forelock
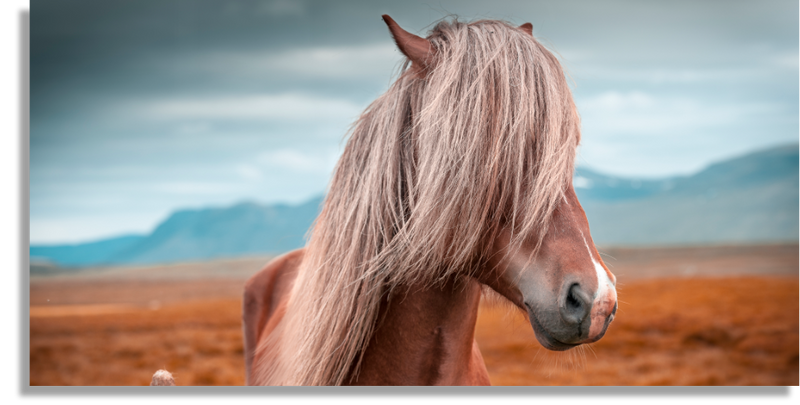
[412,18,580,263]
[256,18,580,386]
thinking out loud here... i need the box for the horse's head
[482,183,618,350]
[382,15,617,351]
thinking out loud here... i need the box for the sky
[30,0,799,244]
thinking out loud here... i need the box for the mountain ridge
[576,143,798,246]
[31,143,798,267]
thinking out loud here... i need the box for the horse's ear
[382,14,435,71]
[519,22,533,36]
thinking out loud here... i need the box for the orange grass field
[29,244,799,386]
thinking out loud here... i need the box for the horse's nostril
[566,288,581,310]
[560,283,590,326]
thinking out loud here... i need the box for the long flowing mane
[254,18,581,385]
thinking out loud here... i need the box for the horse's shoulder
[243,248,303,306]
[242,248,304,384]
[243,248,303,330]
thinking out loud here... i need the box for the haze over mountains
[31,196,323,268]
[578,144,798,245]
[30,144,799,268]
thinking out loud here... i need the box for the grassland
[29,244,798,386]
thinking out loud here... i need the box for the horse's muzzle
[524,281,617,350]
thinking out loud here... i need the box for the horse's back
[242,248,303,385]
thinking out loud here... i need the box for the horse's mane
[254,18,581,385]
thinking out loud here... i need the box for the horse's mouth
[526,307,580,351]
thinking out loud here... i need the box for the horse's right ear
[519,23,533,36]
[382,14,435,72]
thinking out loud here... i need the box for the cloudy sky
[30,0,798,244]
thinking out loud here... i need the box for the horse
[241,15,618,386]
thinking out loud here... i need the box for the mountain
[573,167,673,201]
[30,143,798,267]
[576,144,798,246]
[108,196,323,265]
[30,234,146,267]
[31,196,323,267]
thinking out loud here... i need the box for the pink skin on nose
[581,234,617,340]
[588,267,617,339]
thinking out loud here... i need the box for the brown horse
[242,15,617,386]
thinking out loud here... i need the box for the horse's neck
[348,275,490,385]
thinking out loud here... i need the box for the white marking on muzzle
[579,234,612,294]
[567,191,615,302]
[579,232,617,338]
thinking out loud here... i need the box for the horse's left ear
[519,23,533,36]
[382,14,435,72]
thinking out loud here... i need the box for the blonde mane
[254,18,581,385]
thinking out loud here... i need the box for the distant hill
[108,197,323,265]
[30,143,798,267]
[576,143,799,245]
[30,235,146,267]
[573,167,673,201]
[31,196,323,267]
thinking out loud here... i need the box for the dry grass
[30,299,245,386]
[475,276,799,386]
[29,244,799,386]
